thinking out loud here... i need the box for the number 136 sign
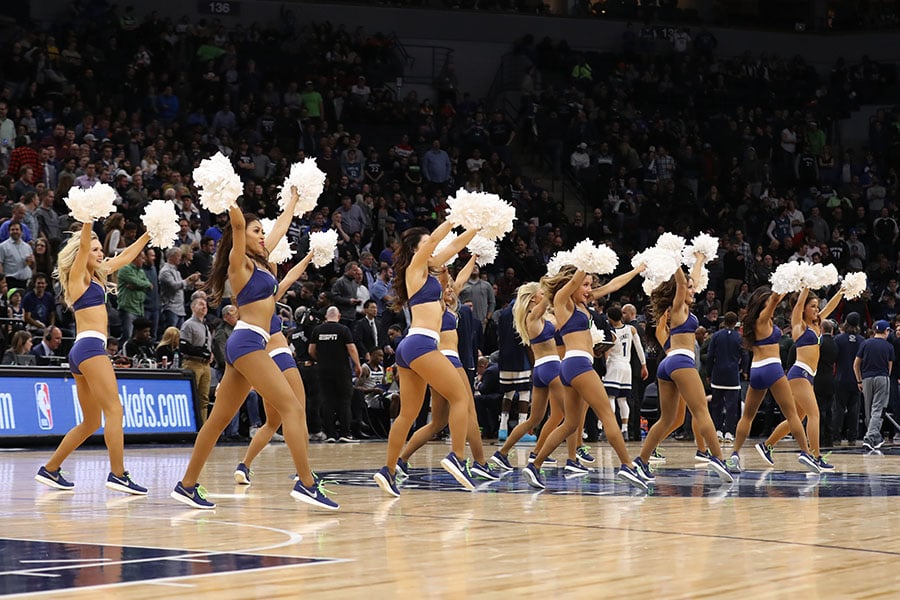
[198,1,241,15]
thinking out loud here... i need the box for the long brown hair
[649,275,677,328]
[391,226,429,309]
[540,264,577,305]
[742,286,774,348]
[204,212,270,307]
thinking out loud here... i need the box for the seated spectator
[106,337,131,368]
[1,330,34,365]
[23,274,55,332]
[155,326,181,368]
[473,355,503,439]
[30,325,62,358]
[124,318,156,365]
[6,287,24,328]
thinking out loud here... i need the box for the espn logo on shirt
[35,382,53,430]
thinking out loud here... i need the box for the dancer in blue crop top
[634,264,733,484]
[398,258,499,483]
[36,219,151,496]
[728,286,820,474]
[374,221,483,497]
[175,194,338,511]
[762,286,845,471]
[521,263,649,492]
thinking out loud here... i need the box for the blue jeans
[118,310,138,346]
[224,389,261,436]
[144,308,160,341]
[161,310,184,331]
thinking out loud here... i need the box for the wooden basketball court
[2,440,898,598]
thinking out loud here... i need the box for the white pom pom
[260,218,295,265]
[693,266,710,294]
[566,240,619,275]
[840,272,868,300]
[635,247,681,290]
[656,232,686,254]
[689,233,719,264]
[801,263,839,290]
[770,261,805,295]
[446,189,515,241]
[193,152,242,214]
[142,200,180,249]
[432,231,458,267]
[279,159,325,217]
[309,229,338,268]
[467,234,497,267]
[546,250,573,276]
[590,322,606,346]
[65,183,117,223]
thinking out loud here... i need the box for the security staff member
[309,306,360,443]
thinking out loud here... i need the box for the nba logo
[35,383,53,430]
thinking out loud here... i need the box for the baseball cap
[874,320,891,333]
[845,312,860,326]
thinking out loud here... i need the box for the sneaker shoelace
[653,446,666,457]
[195,484,210,500]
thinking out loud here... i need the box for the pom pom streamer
[279,159,325,217]
[193,153,242,214]
[142,200,180,250]
[446,189,515,241]
[590,323,607,346]
[566,240,619,275]
[260,218,295,265]
[633,246,681,291]
[688,233,719,264]
[655,232,686,255]
[309,229,338,268]
[840,272,867,300]
[770,261,805,295]
[432,231,458,267]
[65,183,117,223]
[693,266,710,294]
[801,263,839,290]
[467,234,498,267]
[546,250,574,276]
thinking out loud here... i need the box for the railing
[388,33,454,85]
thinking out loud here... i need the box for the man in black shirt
[815,320,838,446]
[290,306,324,440]
[309,306,361,443]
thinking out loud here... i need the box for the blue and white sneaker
[726,452,742,474]
[497,429,508,442]
[564,459,590,474]
[616,464,648,491]
[468,461,499,481]
[544,455,557,465]
[35,466,74,490]
[755,442,775,467]
[694,450,712,463]
[522,463,545,489]
[707,456,735,483]
[171,481,215,509]
[632,457,656,483]
[374,466,401,497]
[816,454,835,471]
[577,446,596,465]
[520,433,537,443]
[440,452,476,490]
[234,463,252,485]
[489,451,514,471]
[395,458,410,479]
[648,447,667,463]
[291,479,340,510]
[106,471,148,495]
[798,452,822,474]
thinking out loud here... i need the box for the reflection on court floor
[0,538,339,596]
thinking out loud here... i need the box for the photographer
[180,297,213,425]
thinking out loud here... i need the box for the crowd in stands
[0,3,897,441]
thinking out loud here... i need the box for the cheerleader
[727,287,820,473]
[632,264,733,483]
[755,286,843,470]
[172,203,338,509]
[490,282,583,473]
[523,264,647,490]
[374,221,481,496]
[36,221,151,494]
[396,256,498,481]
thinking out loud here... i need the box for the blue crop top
[670,313,699,336]
[530,320,556,345]
[755,324,782,346]
[408,275,442,307]
[441,309,457,332]
[795,327,820,348]
[558,309,590,337]
[269,313,282,335]
[72,280,105,311]
[236,268,278,306]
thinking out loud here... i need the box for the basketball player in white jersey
[602,304,648,439]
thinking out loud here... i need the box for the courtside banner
[0,368,197,437]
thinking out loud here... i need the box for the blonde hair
[55,231,111,307]
[157,326,181,350]
[540,264,578,305]
[513,282,541,346]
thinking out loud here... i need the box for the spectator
[0,223,34,289]
[23,273,55,331]
[330,261,362,326]
[34,190,62,249]
[854,320,895,450]
[421,140,452,192]
[0,203,34,243]
[353,299,383,359]
[180,296,213,425]
[1,330,33,365]
[123,318,155,364]
[30,326,62,358]
[458,264,495,331]
[155,326,180,368]
[834,312,864,444]
[117,251,151,345]
[159,247,199,329]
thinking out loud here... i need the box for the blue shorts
[657,350,696,382]
[560,351,594,386]
[395,328,439,369]
[270,348,296,372]
[787,362,815,385]
[226,322,270,366]
[270,314,282,335]
[532,357,561,388]
[69,331,107,375]
[442,350,463,369]
[750,359,785,390]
